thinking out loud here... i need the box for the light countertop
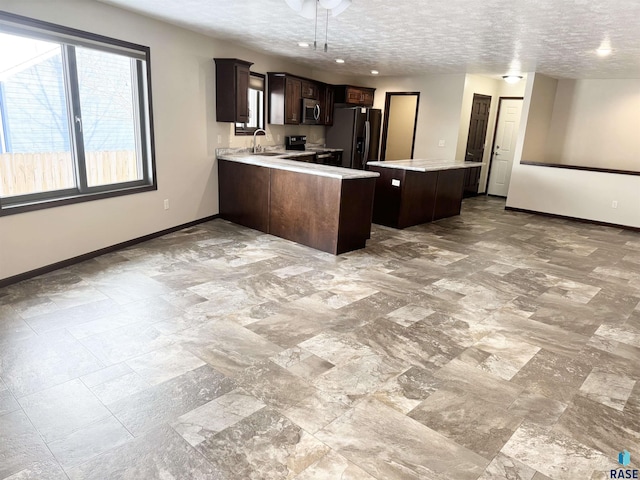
[367,159,484,172]
[217,151,378,180]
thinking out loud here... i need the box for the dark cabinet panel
[270,170,341,254]
[334,85,376,107]
[218,160,270,232]
[337,178,377,252]
[301,80,319,99]
[398,170,439,228]
[285,153,316,163]
[269,73,334,125]
[369,165,468,228]
[320,85,335,125]
[371,167,404,228]
[219,158,376,254]
[235,63,250,123]
[463,165,482,197]
[268,73,304,125]
[214,58,253,123]
[433,169,466,220]
[285,77,302,124]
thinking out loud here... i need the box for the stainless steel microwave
[301,98,321,124]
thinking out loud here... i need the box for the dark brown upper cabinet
[334,85,376,107]
[320,84,334,125]
[268,73,302,125]
[214,58,253,123]
[268,73,336,125]
[300,80,319,99]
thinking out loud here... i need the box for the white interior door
[488,99,523,196]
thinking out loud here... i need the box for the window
[0,12,156,215]
[235,73,265,135]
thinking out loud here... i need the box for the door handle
[467,152,474,157]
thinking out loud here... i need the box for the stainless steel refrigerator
[326,107,382,169]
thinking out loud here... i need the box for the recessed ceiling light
[335,58,345,64]
[502,75,523,84]
[371,70,379,75]
[297,42,310,48]
[596,38,612,57]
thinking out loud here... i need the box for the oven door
[301,99,321,124]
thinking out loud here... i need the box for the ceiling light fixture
[285,0,352,52]
[335,58,345,63]
[596,38,612,57]
[502,75,523,84]
[298,42,310,48]
[371,70,379,75]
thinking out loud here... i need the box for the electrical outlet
[438,139,445,147]
[164,199,170,210]
[612,200,618,209]
[217,134,222,144]
[277,134,281,142]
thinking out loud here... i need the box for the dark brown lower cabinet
[463,165,482,197]
[368,165,467,228]
[218,159,376,254]
[432,169,466,220]
[218,160,270,232]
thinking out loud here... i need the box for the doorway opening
[380,92,420,161]
[486,97,524,197]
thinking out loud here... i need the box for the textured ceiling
[96,0,640,79]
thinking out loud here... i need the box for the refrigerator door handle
[363,120,371,169]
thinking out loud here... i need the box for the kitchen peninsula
[217,150,379,254]
[367,159,484,229]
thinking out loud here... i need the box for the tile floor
[1,196,639,479]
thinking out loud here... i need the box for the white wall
[545,79,640,171]
[0,0,355,280]
[507,73,640,228]
[367,74,467,161]
[519,73,559,161]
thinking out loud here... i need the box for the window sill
[0,183,157,217]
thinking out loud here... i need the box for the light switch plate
[438,139,445,147]
[391,179,400,187]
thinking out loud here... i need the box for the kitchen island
[217,150,379,254]
[367,159,484,229]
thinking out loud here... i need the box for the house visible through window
[235,73,264,135]
[0,12,156,215]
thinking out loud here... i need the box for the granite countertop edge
[367,159,485,172]
[217,152,379,180]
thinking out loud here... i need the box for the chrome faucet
[252,128,267,153]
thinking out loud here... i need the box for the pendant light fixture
[285,0,352,51]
